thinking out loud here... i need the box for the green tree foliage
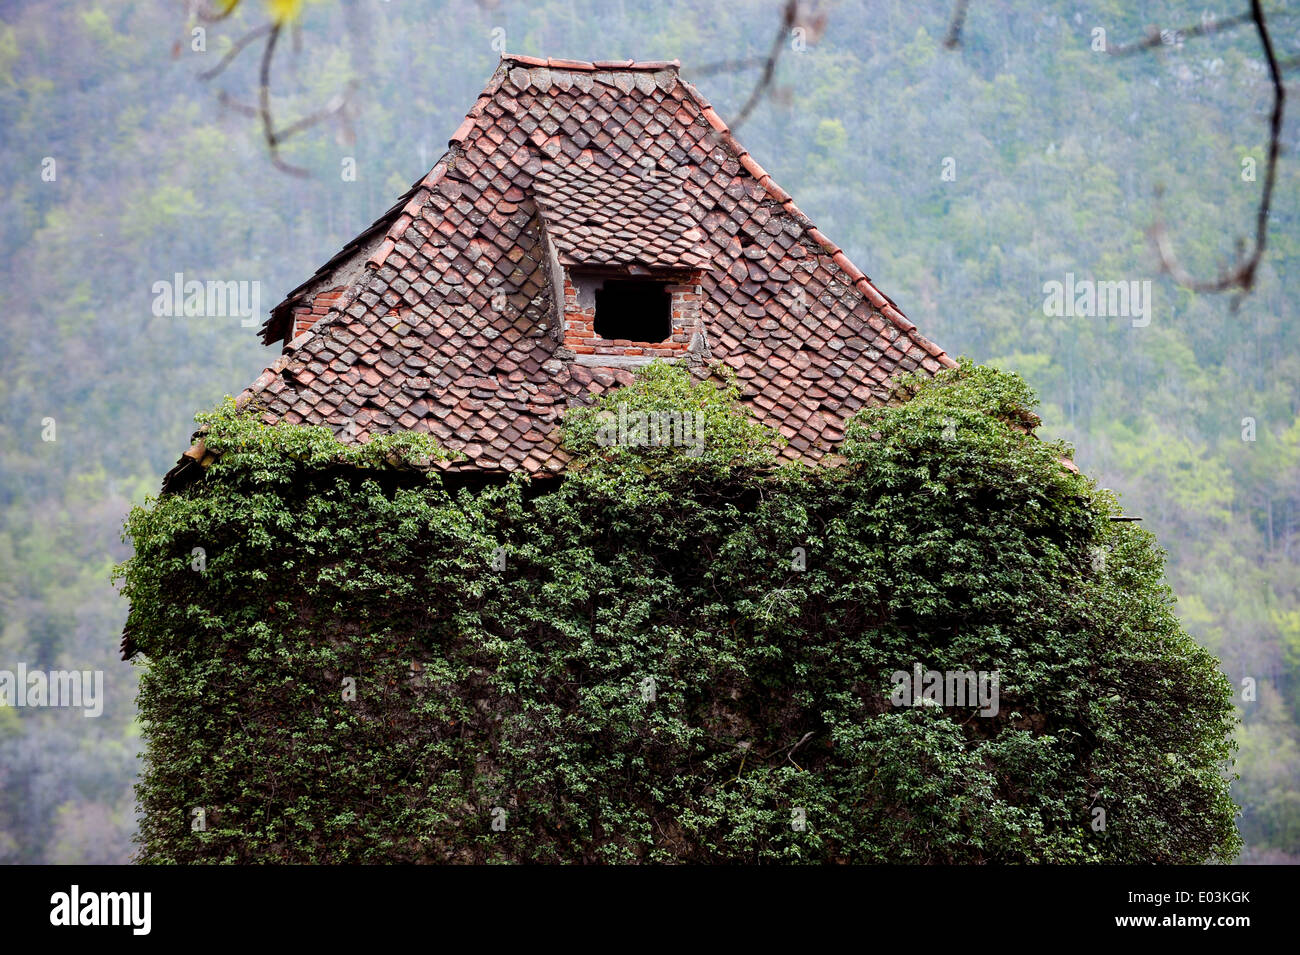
[118,364,1240,863]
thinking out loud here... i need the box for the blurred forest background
[1,0,1297,864]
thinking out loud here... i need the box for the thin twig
[194,9,355,177]
[257,22,310,177]
[274,84,357,143]
[216,90,258,118]
[944,0,1288,297]
[1105,11,1254,57]
[199,22,274,81]
[1147,0,1285,294]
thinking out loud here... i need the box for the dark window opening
[594,280,671,342]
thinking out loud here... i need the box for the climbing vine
[117,361,1241,863]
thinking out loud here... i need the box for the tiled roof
[533,162,709,269]
[195,53,956,483]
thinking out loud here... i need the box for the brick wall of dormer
[289,286,346,342]
[561,271,700,357]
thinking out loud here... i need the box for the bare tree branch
[194,11,356,178]
[1105,11,1255,57]
[945,0,1289,297]
[255,23,302,175]
[1146,0,1285,294]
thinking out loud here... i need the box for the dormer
[532,161,710,366]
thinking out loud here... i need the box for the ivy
[116,361,1241,863]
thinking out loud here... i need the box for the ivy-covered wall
[117,363,1241,863]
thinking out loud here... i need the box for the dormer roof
[533,163,709,270]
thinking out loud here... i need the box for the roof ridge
[498,53,681,72]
